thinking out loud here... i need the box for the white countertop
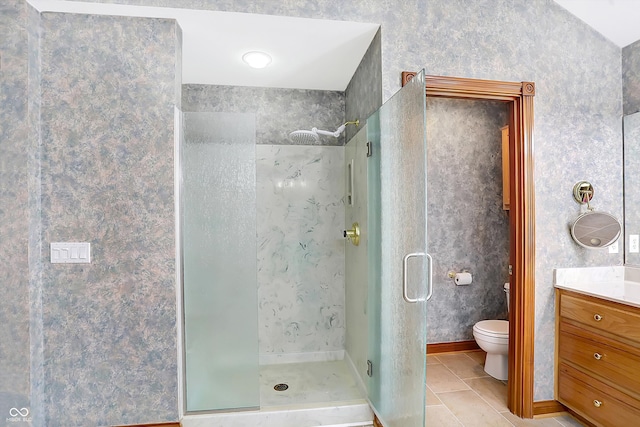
[554,266,640,309]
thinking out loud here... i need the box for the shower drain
[273,383,289,391]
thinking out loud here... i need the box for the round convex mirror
[571,211,622,249]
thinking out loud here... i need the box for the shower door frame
[402,72,536,419]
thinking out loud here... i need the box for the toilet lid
[474,320,509,337]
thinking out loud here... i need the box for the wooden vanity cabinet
[555,289,640,427]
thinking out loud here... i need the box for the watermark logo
[7,407,31,423]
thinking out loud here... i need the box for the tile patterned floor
[426,351,587,427]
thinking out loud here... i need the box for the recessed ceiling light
[242,51,272,69]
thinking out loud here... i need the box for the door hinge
[366,141,373,157]
[367,360,373,377]
[508,265,513,275]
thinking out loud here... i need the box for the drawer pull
[593,314,603,321]
[593,400,603,408]
[593,352,602,360]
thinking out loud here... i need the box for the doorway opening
[402,72,536,418]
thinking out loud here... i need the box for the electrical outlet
[631,235,639,253]
[609,240,619,253]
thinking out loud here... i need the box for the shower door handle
[425,253,433,301]
[403,252,426,303]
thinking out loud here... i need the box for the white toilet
[472,283,510,381]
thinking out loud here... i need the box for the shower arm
[313,120,360,138]
[314,127,343,137]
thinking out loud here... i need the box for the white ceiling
[553,0,640,47]
[27,0,379,91]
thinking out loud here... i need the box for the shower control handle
[344,223,360,246]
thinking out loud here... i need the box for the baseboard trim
[565,408,597,427]
[532,400,565,417]
[426,340,480,354]
[373,415,383,427]
[532,401,596,427]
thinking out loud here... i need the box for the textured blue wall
[164,0,624,400]
[88,0,426,101]
[182,85,346,145]
[426,99,510,343]
[623,39,640,115]
[345,29,383,142]
[1,0,629,418]
[27,11,181,426]
[0,0,31,419]
[27,6,45,425]
[424,0,623,400]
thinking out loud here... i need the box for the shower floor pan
[181,359,373,427]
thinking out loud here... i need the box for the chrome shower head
[289,129,320,144]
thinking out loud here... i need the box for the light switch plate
[50,242,91,263]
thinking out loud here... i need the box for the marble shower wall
[623,39,640,115]
[426,98,510,343]
[28,11,181,426]
[256,145,345,356]
[182,85,346,145]
[0,0,31,416]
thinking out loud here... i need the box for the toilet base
[484,353,508,381]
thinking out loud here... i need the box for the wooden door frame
[402,72,536,418]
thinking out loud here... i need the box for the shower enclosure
[180,71,429,427]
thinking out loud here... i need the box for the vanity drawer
[559,292,640,344]
[558,327,640,397]
[558,363,640,427]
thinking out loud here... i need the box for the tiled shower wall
[426,98,510,343]
[26,10,181,426]
[256,145,345,356]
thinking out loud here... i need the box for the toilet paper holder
[448,270,472,286]
[448,270,469,279]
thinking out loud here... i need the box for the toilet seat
[473,320,509,338]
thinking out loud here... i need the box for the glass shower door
[367,70,428,427]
